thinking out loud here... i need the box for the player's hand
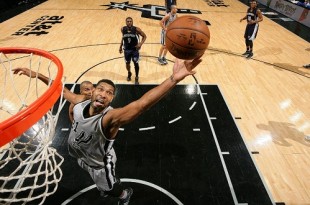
[172,55,203,82]
[12,67,37,78]
[119,47,123,54]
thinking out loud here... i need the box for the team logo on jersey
[101,1,210,25]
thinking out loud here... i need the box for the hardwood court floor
[0,0,310,204]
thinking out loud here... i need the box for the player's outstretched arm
[102,56,202,139]
[12,67,86,104]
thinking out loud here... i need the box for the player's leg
[158,30,166,65]
[124,50,132,81]
[242,26,251,55]
[246,24,259,59]
[132,50,140,85]
[77,158,133,204]
[246,40,254,58]
[162,47,168,65]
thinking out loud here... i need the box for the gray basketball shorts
[77,158,117,191]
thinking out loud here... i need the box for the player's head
[80,81,94,99]
[126,17,133,27]
[250,0,257,8]
[91,79,116,111]
[170,5,177,14]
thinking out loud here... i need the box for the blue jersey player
[119,17,147,85]
[240,0,263,59]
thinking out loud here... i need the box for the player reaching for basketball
[68,81,94,122]
[12,56,202,205]
[158,5,178,65]
[119,17,147,85]
[240,0,263,59]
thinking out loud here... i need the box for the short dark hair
[126,17,133,21]
[96,79,116,91]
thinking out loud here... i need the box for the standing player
[68,81,94,122]
[119,17,147,85]
[240,0,263,59]
[158,5,177,65]
[13,56,202,205]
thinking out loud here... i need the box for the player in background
[240,0,263,59]
[119,17,147,85]
[158,5,178,65]
[68,81,94,122]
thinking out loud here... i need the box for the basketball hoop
[0,47,64,205]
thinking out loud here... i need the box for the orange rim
[0,47,63,147]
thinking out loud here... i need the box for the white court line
[189,101,196,110]
[169,116,182,124]
[222,152,230,155]
[210,117,217,120]
[216,85,276,205]
[139,126,155,131]
[196,84,239,205]
[61,178,183,205]
[193,128,200,131]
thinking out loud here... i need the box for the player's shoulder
[76,94,89,104]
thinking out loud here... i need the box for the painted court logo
[12,16,64,36]
[101,1,210,24]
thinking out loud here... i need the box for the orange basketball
[165,15,210,60]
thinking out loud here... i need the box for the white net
[0,48,64,205]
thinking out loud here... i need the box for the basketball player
[240,0,263,59]
[68,81,94,122]
[12,56,202,205]
[158,5,177,65]
[119,17,147,85]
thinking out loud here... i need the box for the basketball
[165,15,210,60]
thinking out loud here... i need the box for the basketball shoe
[303,64,310,68]
[157,57,165,65]
[162,57,168,65]
[118,188,133,205]
[246,52,253,59]
[242,50,250,56]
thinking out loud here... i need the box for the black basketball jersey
[121,26,139,50]
[246,7,258,22]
